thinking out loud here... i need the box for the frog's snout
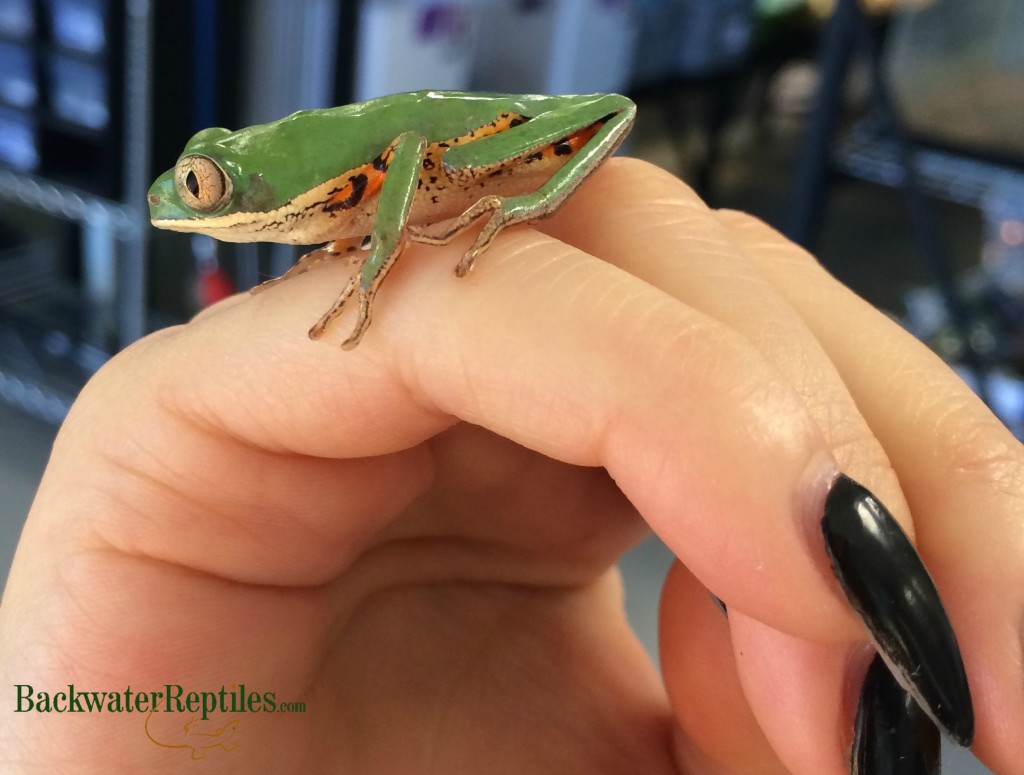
[147,170,184,223]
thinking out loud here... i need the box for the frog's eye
[174,155,232,213]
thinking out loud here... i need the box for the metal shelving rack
[0,0,151,423]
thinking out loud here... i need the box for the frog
[148,90,636,349]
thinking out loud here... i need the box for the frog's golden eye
[174,155,232,213]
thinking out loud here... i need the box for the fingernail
[852,654,941,774]
[822,474,974,746]
[708,593,728,616]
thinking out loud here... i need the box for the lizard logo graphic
[144,710,241,760]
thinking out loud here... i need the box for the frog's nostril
[148,195,160,204]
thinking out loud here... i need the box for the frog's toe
[454,247,481,277]
[340,294,373,350]
[308,275,358,341]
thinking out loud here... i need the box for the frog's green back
[176,91,592,213]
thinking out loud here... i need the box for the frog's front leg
[308,131,427,349]
[409,94,635,277]
[251,235,368,294]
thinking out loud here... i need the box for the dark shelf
[0,0,150,423]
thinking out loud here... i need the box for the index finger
[56,192,846,641]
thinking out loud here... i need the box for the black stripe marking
[324,173,368,212]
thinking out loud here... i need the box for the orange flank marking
[325,164,386,211]
[363,167,386,198]
[544,121,603,159]
[514,117,608,169]
[563,121,603,153]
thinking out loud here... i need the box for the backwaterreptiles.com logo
[13,683,307,760]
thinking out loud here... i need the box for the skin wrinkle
[448,334,587,452]
[507,230,644,323]
[163,342,328,456]
[326,363,442,448]
[52,550,305,677]
[90,463,307,585]
[49,557,120,659]
[64,555,325,699]
[92,407,360,564]
[653,227,730,258]
[824,430,894,485]
[692,288,862,457]
[317,538,617,684]
[481,228,576,284]
[99,445,265,548]
[586,272,836,628]
[390,430,641,564]
[725,376,813,459]
[31,447,127,550]
[395,349,457,424]
[603,291,685,363]
[926,395,1024,488]
[561,259,628,314]
[506,248,631,353]
[735,315,823,387]
[338,578,659,774]
[331,538,614,633]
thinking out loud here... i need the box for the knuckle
[935,400,1024,496]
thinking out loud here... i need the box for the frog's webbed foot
[308,278,376,351]
[407,196,502,246]
[407,192,552,277]
[407,195,510,277]
[251,236,368,294]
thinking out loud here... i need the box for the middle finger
[540,158,969,771]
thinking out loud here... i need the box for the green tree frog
[148,91,636,349]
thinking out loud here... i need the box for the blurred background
[0,1,1020,770]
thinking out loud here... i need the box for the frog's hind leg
[251,236,368,294]
[409,94,636,277]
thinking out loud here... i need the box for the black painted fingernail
[852,654,941,775]
[822,474,974,747]
[709,593,728,616]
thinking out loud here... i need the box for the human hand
[1,158,1019,773]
